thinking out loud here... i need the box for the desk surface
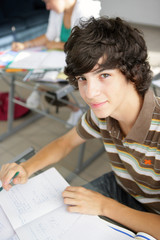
[0,147,133,234]
[0,69,86,142]
[5,147,85,185]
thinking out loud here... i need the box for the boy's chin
[92,110,109,119]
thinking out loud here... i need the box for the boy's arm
[23,127,85,177]
[0,127,85,189]
[105,197,160,239]
[63,186,160,239]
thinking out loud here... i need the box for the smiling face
[77,58,136,120]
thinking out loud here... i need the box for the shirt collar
[106,89,156,143]
[126,89,156,143]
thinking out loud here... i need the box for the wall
[100,0,160,27]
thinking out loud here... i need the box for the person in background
[1,16,159,239]
[12,0,101,127]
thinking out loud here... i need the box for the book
[7,49,66,70]
[23,69,68,83]
[0,168,157,240]
[0,50,18,68]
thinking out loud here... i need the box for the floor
[0,22,160,185]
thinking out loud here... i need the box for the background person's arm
[45,40,65,50]
[12,34,49,51]
[12,35,65,51]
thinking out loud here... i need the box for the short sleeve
[76,109,102,140]
[45,11,63,41]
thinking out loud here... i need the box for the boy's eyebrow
[89,65,104,74]
[93,68,104,74]
[75,67,113,77]
[91,67,112,74]
[75,70,101,77]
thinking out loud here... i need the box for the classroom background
[0,0,160,182]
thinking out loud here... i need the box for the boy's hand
[0,163,28,191]
[62,186,108,216]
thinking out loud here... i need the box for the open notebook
[0,168,157,240]
[7,48,66,70]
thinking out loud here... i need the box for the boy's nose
[85,80,100,99]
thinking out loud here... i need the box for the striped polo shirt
[76,89,160,214]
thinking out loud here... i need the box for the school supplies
[0,168,156,240]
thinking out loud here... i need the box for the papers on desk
[7,49,66,70]
[0,50,17,68]
[0,168,156,240]
[23,69,68,83]
[0,205,18,240]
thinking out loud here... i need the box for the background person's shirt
[45,0,101,42]
[60,22,71,43]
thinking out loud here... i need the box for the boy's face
[76,58,136,120]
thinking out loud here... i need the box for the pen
[0,171,19,192]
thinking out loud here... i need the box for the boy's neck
[118,93,144,137]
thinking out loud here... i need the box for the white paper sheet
[0,167,155,240]
[0,168,69,229]
[0,205,18,240]
[39,50,66,69]
[16,206,135,240]
[8,50,66,69]
[60,214,135,240]
[16,206,81,240]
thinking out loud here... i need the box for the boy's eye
[76,76,86,81]
[101,73,110,78]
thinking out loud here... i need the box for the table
[0,49,86,139]
[0,71,105,174]
[4,146,88,186]
[0,70,86,141]
[0,147,130,231]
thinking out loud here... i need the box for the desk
[0,147,131,232]
[0,70,86,141]
[0,71,105,174]
[4,147,88,186]
[0,48,85,139]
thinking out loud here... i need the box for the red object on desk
[0,92,30,120]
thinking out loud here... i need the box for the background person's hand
[12,42,25,51]
[0,163,29,191]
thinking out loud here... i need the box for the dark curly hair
[64,16,152,96]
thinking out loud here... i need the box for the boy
[0,17,160,238]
